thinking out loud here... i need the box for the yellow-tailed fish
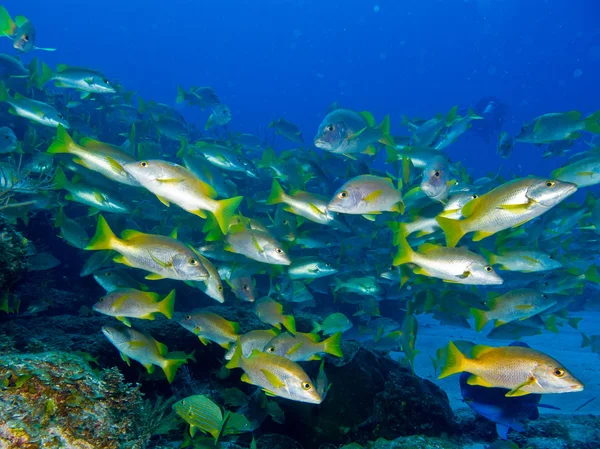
[263,331,343,361]
[178,311,240,349]
[254,297,296,334]
[92,288,175,326]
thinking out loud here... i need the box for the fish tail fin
[470,308,489,332]
[322,332,343,358]
[176,86,186,104]
[162,357,187,384]
[435,215,465,247]
[0,6,16,37]
[389,221,409,244]
[438,341,467,379]
[0,81,11,103]
[85,215,119,251]
[266,179,286,205]
[158,289,176,319]
[584,265,600,284]
[282,314,296,335]
[47,125,76,155]
[52,166,69,190]
[392,232,415,266]
[213,196,243,234]
[378,115,394,147]
[581,332,590,348]
[225,338,243,369]
[583,110,600,134]
[31,61,54,90]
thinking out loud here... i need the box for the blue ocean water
[1,1,600,448]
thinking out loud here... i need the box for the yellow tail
[436,215,466,248]
[438,341,467,379]
[158,289,176,319]
[322,332,343,358]
[47,125,77,155]
[85,215,119,251]
[213,196,243,235]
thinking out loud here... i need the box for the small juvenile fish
[254,297,296,334]
[439,341,584,396]
[225,226,291,265]
[205,104,232,130]
[93,288,176,326]
[269,118,303,144]
[312,312,353,335]
[497,131,514,158]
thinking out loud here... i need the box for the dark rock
[0,215,27,292]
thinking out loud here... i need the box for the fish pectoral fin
[106,156,124,174]
[199,337,210,346]
[149,253,173,269]
[116,316,132,327]
[346,127,368,141]
[260,369,285,389]
[506,376,537,397]
[240,373,252,384]
[466,374,494,388]
[120,352,131,366]
[497,202,531,212]
[156,177,185,183]
[307,202,323,216]
[145,273,167,280]
[362,189,384,203]
[456,271,471,279]
[92,190,106,204]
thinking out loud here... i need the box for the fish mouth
[314,138,330,150]
[571,383,584,391]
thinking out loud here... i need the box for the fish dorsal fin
[14,16,29,27]
[80,137,107,149]
[305,332,320,342]
[359,111,376,127]
[460,196,483,218]
[261,369,285,389]
[471,344,494,358]
[56,64,70,73]
[121,229,145,240]
[417,242,442,254]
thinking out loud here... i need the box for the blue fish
[459,341,560,440]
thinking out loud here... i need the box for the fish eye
[553,368,565,377]
[243,284,250,291]
[57,113,64,119]
[99,297,104,302]
[542,294,548,299]
[4,135,9,140]
[282,219,289,225]
[484,265,493,272]
[185,315,192,320]
[326,125,334,132]
[548,255,554,259]
[189,258,198,265]
[471,194,478,199]
[105,272,111,276]
[266,346,276,353]
[545,181,555,188]
[140,161,148,168]
[275,248,284,254]
[218,285,223,291]
[338,190,348,199]
[23,35,29,42]
[104,79,110,84]
[388,266,394,271]
[433,170,441,178]
[301,382,312,391]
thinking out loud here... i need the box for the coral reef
[0,351,155,449]
[0,215,27,292]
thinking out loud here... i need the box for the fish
[80,250,114,277]
[515,110,600,144]
[47,126,139,186]
[224,226,291,265]
[481,247,562,273]
[0,126,18,154]
[224,329,281,360]
[393,233,503,285]
[436,177,577,247]
[333,276,383,297]
[496,132,514,158]
[420,155,452,203]
[35,63,115,94]
[0,53,30,78]
[0,81,68,128]
[92,288,176,326]
[172,395,228,441]
[55,206,89,249]
[102,324,190,383]
[269,118,304,144]
[226,339,322,403]
[0,7,55,53]
[263,331,343,361]
[469,289,557,332]
[122,159,243,234]
[266,179,348,229]
[287,256,338,280]
[52,168,130,214]
[27,252,61,271]
[176,85,220,109]
[85,215,209,281]
[178,311,240,349]
[328,174,404,216]
[93,268,148,292]
[314,109,393,156]
[205,104,232,130]
[254,297,296,334]
[439,341,584,396]
[312,312,353,335]
[551,153,600,188]
[193,142,258,179]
